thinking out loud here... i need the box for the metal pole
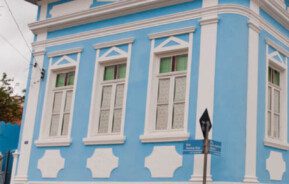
[203,124,209,184]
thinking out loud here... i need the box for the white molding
[243,6,260,182]
[264,138,289,150]
[47,47,83,58]
[191,2,218,180]
[84,40,132,145]
[49,0,93,18]
[149,27,195,39]
[265,38,289,57]
[86,148,119,178]
[29,0,192,33]
[83,135,125,145]
[10,150,19,184]
[140,132,190,143]
[37,150,65,178]
[29,0,289,34]
[31,5,289,50]
[202,0,218,8]
[199,17,219,26]
[15,31,47,180]
[94,38,134,49]
[266,151,286,181]
[259,0,289,31]
[36,52,81,148]
[34,138,72,147]
[264,44,288,151]
[145,146,182,178]
[142,32,193,143]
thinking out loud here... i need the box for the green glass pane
[268,67,272,82]
[56,73,65,87]
[118,64,126,79]
[104,66,115,81]
[273,69,280,86]
[160,57,172,73]
[67,72,75,86]
[176,55,188,71]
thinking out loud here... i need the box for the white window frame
[83,38,133,145]
[140,28,194,143]
[264,40,289,150]
[35,48,82,147]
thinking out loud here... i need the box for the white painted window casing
[141,32,193,143]
[35,49,81,147]
[83,39,133,145]
[264,44,289,150]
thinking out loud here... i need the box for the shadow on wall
[0,122,20,184]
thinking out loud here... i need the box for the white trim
[191,6,218,181]
[140,132,190,143]
[266,38,289,57]
[35,52,81,147]
[94,38,134,49]
[28,0,289,34]
[149,27,195,39]
[29,0,193,33]
[264,43,288,151]
[34,138,72,147]
[84,40,132,145]
[31,5,289,51]
[264,138,289,150]
[141,31,193,143]
[47,47,83,58]
[83,135,126,145]
[243,14,260,183]
[199,17,219,26]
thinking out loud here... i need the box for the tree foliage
[0,73,24,124]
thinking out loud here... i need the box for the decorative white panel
[145,146,182,178]
[87,148,119,178]
[52,56,77,67]
[37,150,65,178]
[266,151,286,180]
[50,0,93,18]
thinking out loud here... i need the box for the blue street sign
[183,140,222,156]
[210,140,222,156]
[183,140,203,154]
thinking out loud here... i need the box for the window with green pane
[55,71,75,87]
[268,67,280,86]
[104,64,126,81]
[159,54,188,74]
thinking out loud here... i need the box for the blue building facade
[13,0,289,183]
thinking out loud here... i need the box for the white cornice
[266,38,289,57]
[47,47,83,57]
[94,38,134,49]
[259,0,289,31]
[29,0,192,33]
[31,5,289,50]
[149,26,195,39]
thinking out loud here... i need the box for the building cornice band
[31,5,289,51]
[29,0,193,33]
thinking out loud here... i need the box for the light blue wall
[212,14,248,182]
[219,0,250,7]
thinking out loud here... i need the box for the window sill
[264,138,289,150]
[83,135,126,145]
[140,131,190,143]
[34,137,72,147]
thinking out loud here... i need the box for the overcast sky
[0,0,37,95]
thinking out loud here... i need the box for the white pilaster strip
[10,150,19,184]
[243,0,260,183]
[13,1,48,183]
[190,0,218,183]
